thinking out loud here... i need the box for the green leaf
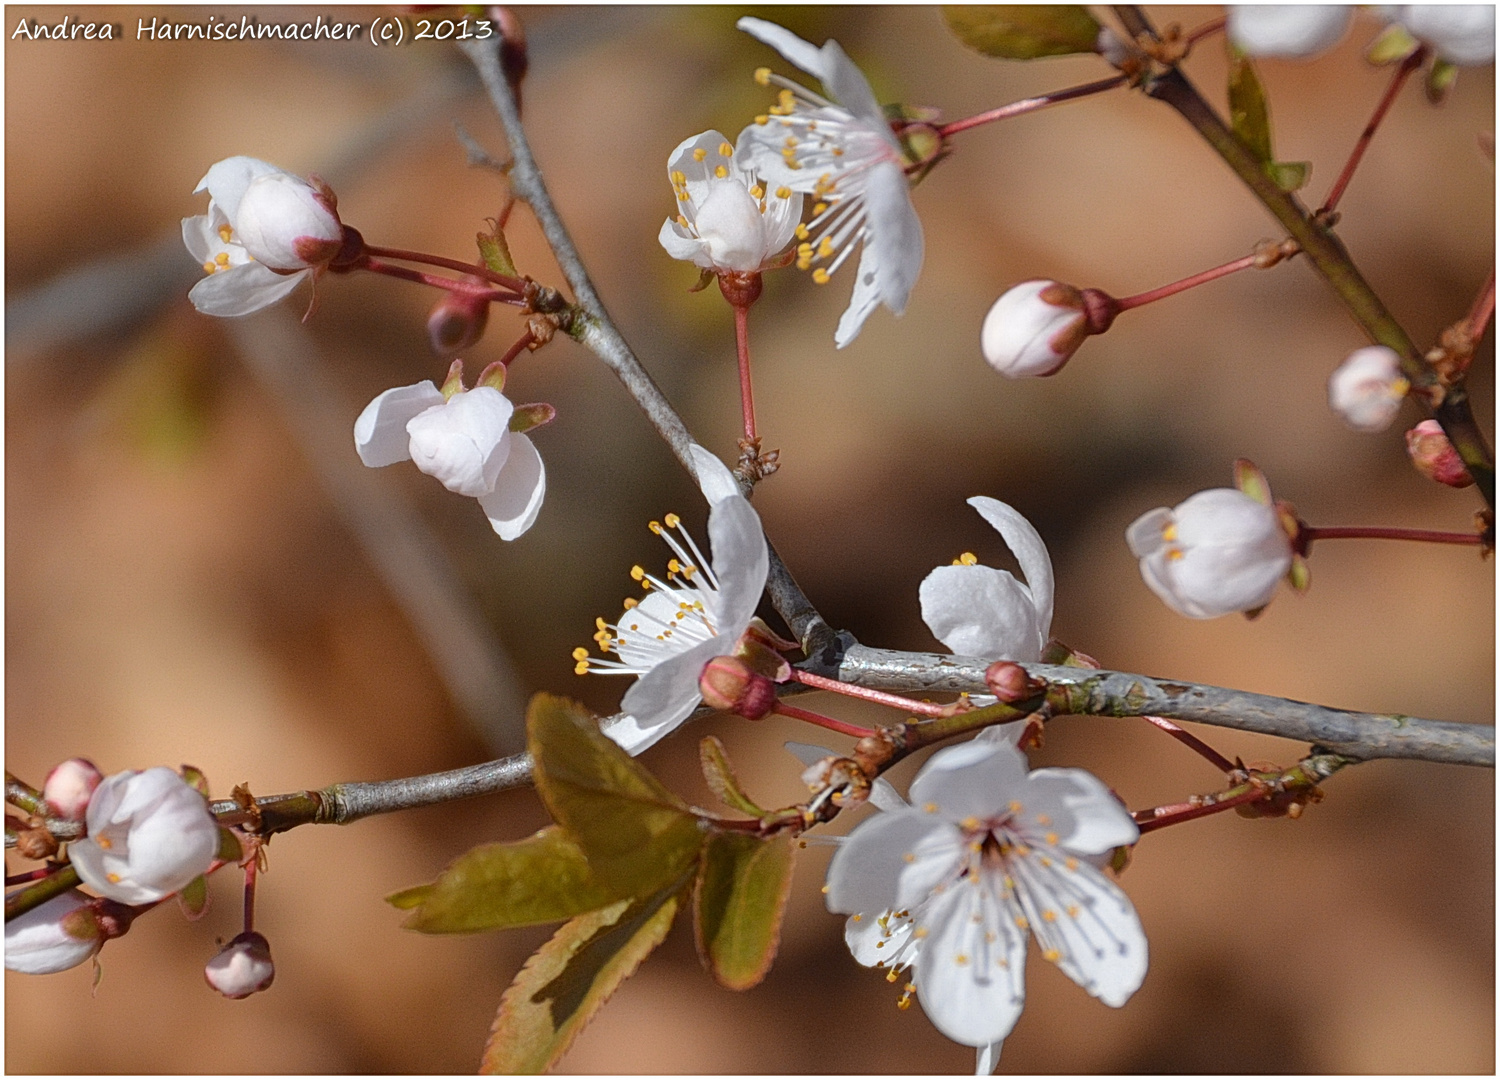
[389,826,624,933]
[529,694,704,897]
[176,875,209,921]
[942,5,1101,59]
[693,831,795,991]
[477,227,518,279]
[1366,22,1419,65]
[1268,160,1310,192]
[1227,51,1273,164]
[481,876,685,1074]
[698,736,767,817]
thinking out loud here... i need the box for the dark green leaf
[529,694,704,897]
[693,831,795,990]
[477,227,518,279]
[943,5,1101,59]
[1267,160,1310,192]
[699,736,767,817]
[176,875,209,921]
[481,875,686,1074]
[1227,51,1273,164]
[389,826,624,933]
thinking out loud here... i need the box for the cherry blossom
[735,17,923,348]
[1387,5,1496,66]
[1227,6,1353,59]
[827,733,1146,1073]
[204,931,276,999]
[184,156,346,317]
[3,891,106,975]
[660,129,803,273]
[1328,345,1408,433]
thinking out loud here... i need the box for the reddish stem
[1185,15,1226,46]
[1466,269,1495,343]
[5,867,54,886]
[771,703,877,740]
[733,303,758,444]
[1114,253,1259,311]
[361,258,526,306]
[789,668,953,718]
[242,848,257,934]
[1134,785,1269,835]
[1300,525,1482,548]
[498,328,538,369]
[362,243,527,293]
[1320,48,1426,215]
[937,75,1127,138]
[1141,715,1237,774]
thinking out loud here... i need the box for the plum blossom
[1328,345,1409,433]
[1386,5,1496,66]
[184,156,346,317]
[827,733,1146,1073]
[921,498,1054,664]
[204,931,276,999]
[981,281,1098,378]
[4,891,106,975]
[69,767,219,905]
[354,371,547,541]
[660,129,803,273]
[1126,488,1293,619]
[735,17,924,348]
[574,446,768,755]
[1227,6,1353,59]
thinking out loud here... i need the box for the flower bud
[981,281,1117,378]
[1405,420,1474,488]
[983,661,1037,703]
[427,288,491,356]
[404,387,515,498]
[42,758,103,821]
[1227,5,1352,59]
[234,171,343,270]
[4,891,104,975]
[698,655,778,720]
[1328,345,1408,432]
[204,931,276,999]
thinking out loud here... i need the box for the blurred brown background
[6,4,1493,1073]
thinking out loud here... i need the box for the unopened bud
[204,931,276,1000]
[698,655,777,720]
[981,280,1117,378]
[984,661,1037,703]
[1328,345,1408,432]
[43,758,103,821]
[1405,420,1474,488]
[5,891,106,975]
[427,288,491,356]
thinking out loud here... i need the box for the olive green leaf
[693,831,795,991]
[943,6,1101,59]
[699,736,768,817]
[477,225,518,279]
[1227,51,1273,164]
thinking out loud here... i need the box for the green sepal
[476,360,507,394]
[1108,844,1133,875]
[693,831,795,991]
[179,765,210,798]
[529,694,704,898]
[1233,458,1273,505]
[1367,22,1420,65]
[388,826,622,933]
[440,358,466,400]
[1227,50,1273,164]
[731,636,791,682]
[1287,553,1311,593]
[509,403,557,433]
[1042,637,1101,669]
[1426,59,1459,104]
[883,103,943,123]
[177,875,210,921]
[687,268,715,293]
[942,5,1101,59]
[698,736,768,818]
[216,827,243,863]
[477,225,519,280]
[480,874,687,1074]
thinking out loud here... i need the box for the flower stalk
[1297,524,1485,550]
[936,74,1128,139]
[1319,47,1428,216]
[361,243,528,294]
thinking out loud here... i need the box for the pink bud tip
[698,655,778,720]
[42,758,103,821]
[427,288,491,356]
[204,931,275,1000]
[1405,420,1473,488]
[983,661,1036,703]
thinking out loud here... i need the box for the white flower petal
[181,214,217,264]
[658,218,712,266]
[688,443,743,505]
[1399,4,1496,65]
[968,497,1054,638]
[913,877,1028,1047]
[736,17,829,81]
[187,262,307,317]
[909,737,1031,824]
[1018,854,1147,1007]
[1227,5,1352,58]
[834,242,886,349]
[920,565,1044,662]
[1124,507,1172,558]
[1022,768,1139,855]
[354,381,445,467]
[4,891,101,975]
[864,160,923,313]
[784,740,838,767]
[705,496,769,632]
[195,155,281,222]
[600,712,670,756]
[819,38,894,138]
[976,1041,1003,1076]
[844,909,915,968]
[618,632,727,743]
[868,776,909,813]
[477,432,545,540]
[406,388,514,497]
[827,810,959,914]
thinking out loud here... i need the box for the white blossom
[4,891,105,975]
[575,447,768,755]
[828,734,1146,1073]
[735,17,924,348]
[184,156,345,317]
[660,129,803,273]
[204,931,276,999]
[354,380,546,541]
[1328,345,1409,433]
[981,281,1091,378]
[1227,5,1353,58]
[69,767,219,905]
[1388,5,1496,65]
[1126,488,1293,619]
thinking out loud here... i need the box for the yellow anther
[777,88,794,109]
[1045,832,1059,845]
[886,969,899,982]
[1065,857,1079,871]
[755,115,770,126]
[812,269,831,285]
[574,662,589,675]
[1043,949,1061,962]
[784,136,799,148]
[97,837,113,850]
[754,66,772,85]
[796,256,812,271]
[1036,813,1051,826]
[816,237,834,258]
[1042,910,1057,923]
[1067,905,1080,918]
[954,954,969,966]
[572,647,589,661]
[107,873,121,883]
[667,559,682,575]
[671,170,687,185]
[832,147,845,157]
[776,186,791,199]
[1167,549,1185,561]
[630,565,646,581]
[896,995,913,1011]
[851,912,861,922]
[692,147,708,162]
[961,552,979,566]
[821,884,829,894]
[750,185,764,199]
[1039,856,1052,867]
[813,202,828,215]
[1009,801,1023,814]
[718,141,733,157]
[1162,523,1178,542]
[215,252,230,267]
[218,224,233,243]
[714,165,728,179]
[795,224,810,240]
[1015,916,1029,929]
[913,927,929,939]
[676,214,688,226]
[202,261,218,274]
[960,816,981,831]
[595,617,609,631]
[902,852,916,863]
[664,513,680,528]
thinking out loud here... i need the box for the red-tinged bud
[981,280,1118,378]
[428,288,491,356]
[204,931,275,1000]
[1405,420,1474,488]
[698,655,777,720]
[43,758,103,821]
[984,660,1038,703]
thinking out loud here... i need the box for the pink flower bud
[42,758,103,821]
[983,661,1036,703]
[698,655,778,720]
[204,931,275,999]
[1328,346,1408,433]
[4,891,104,975]
[1405,420,1474,488]
[427,288,491,356]
[981,281,1117,378]
[234,171,344,270]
